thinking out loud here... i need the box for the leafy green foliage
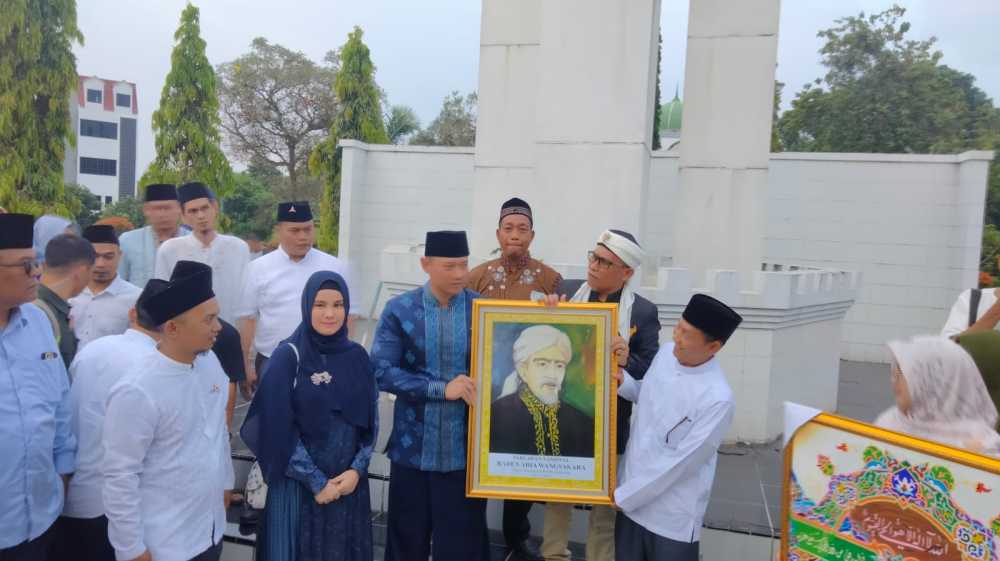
[223,171,276,242]
[652,31,662,151]
[140,4,234,196]
[410,91,477,147]
[217,38,338,190]
[63,183,101,228]
[0,0,84,215]
[309,26,389,253]
[101,196,145,229]
[776,5,1000,274]
[385,105,420,144]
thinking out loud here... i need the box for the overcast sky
[74,0,1000,176]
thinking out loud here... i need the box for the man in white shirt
[941,287,1000,337]
[613,294,742,561]
[118,184,184,289]
[103,263,234,561]
[154,182,250,324]
[55,279,167,561]
[238,201,355,393]
[70,225,141,349]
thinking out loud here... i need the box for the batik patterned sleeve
[371,302,446,401]
[285,440,328,495]
[350,372,380,474]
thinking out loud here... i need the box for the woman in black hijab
[242,271,377,561]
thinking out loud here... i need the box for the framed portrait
[466,299,619,505]
[782,412,1000,561]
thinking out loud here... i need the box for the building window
[80,157,117,176]
[104,196,113,205]
[116,93,131,108]
[86,89,102,103]
[80,119,118,140]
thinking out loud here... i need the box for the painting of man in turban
[489,325,595,458]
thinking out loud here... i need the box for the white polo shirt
[238,246,354,357]
[69,275,142,349]
[942,288,999,337]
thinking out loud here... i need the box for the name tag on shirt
[41,352,58,360]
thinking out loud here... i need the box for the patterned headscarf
[875,335,1000,456]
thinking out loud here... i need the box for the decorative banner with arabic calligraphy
[783,413,1000,561]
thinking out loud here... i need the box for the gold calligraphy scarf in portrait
[519,386,561,456]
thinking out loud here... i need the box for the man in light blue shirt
[0,213,77,560]
[118,183,184,289]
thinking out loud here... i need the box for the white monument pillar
[471,0,662,263]
[672,0,781,284]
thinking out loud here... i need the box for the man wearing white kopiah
[542,229,660,561]
[237,201,355,394]
[102,262,233,561]
[490,325,594,458]
[613,294,741,561]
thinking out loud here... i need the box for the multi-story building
[64,75,139,207]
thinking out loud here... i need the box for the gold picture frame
[466,299,618,505]
[782,412,1000,561]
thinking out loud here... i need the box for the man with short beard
[154,182,250,324]
[489,325,594,458]
[70,225,141,348]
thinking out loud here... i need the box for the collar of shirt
[422,283,464,310]
[277,245,313,264]
[588,286,624,304]
[499,252,531,272]
[1,305,29,335]
[83,275,131,299]
[38,284,70,316]
[122,328,157,348]
[675,352,719,376]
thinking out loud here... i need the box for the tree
[777,5,1000,279]
[411,91,477,146]
[385,104,420,144]
[223,171,276,241]
[217,38,338,191]
[101,196,145,229]
[771,81,784,152]
[778,6,997,154]
[651,31,662,151]
[0,0,84,215]
[63,183,101,228]
[140,4,234,195]
[309,26,389,252]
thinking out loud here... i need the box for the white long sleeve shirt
[238,246,355,357]
[614,343,734,543]
[154,233,250,324]
[941,288,999,337]
[65,329,157,519]
[69,276,142,350]
[103,350,234,561]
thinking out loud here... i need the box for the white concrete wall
[338,142,992,363]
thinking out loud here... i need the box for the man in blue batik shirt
[372,230,489,561]
[0,213,77,561]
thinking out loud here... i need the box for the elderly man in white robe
[613,294,742,561]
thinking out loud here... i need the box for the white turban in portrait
[499,325,572,398]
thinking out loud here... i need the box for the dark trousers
[384,462,489,561]
[255,353,269,378]
[502,499,534,547]
[615,512,699,561]
[0,523,56,561]
[189,541,224,561]
[52,515,114,561]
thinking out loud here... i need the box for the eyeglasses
[0,259,40,276]
[587,251,622,271]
